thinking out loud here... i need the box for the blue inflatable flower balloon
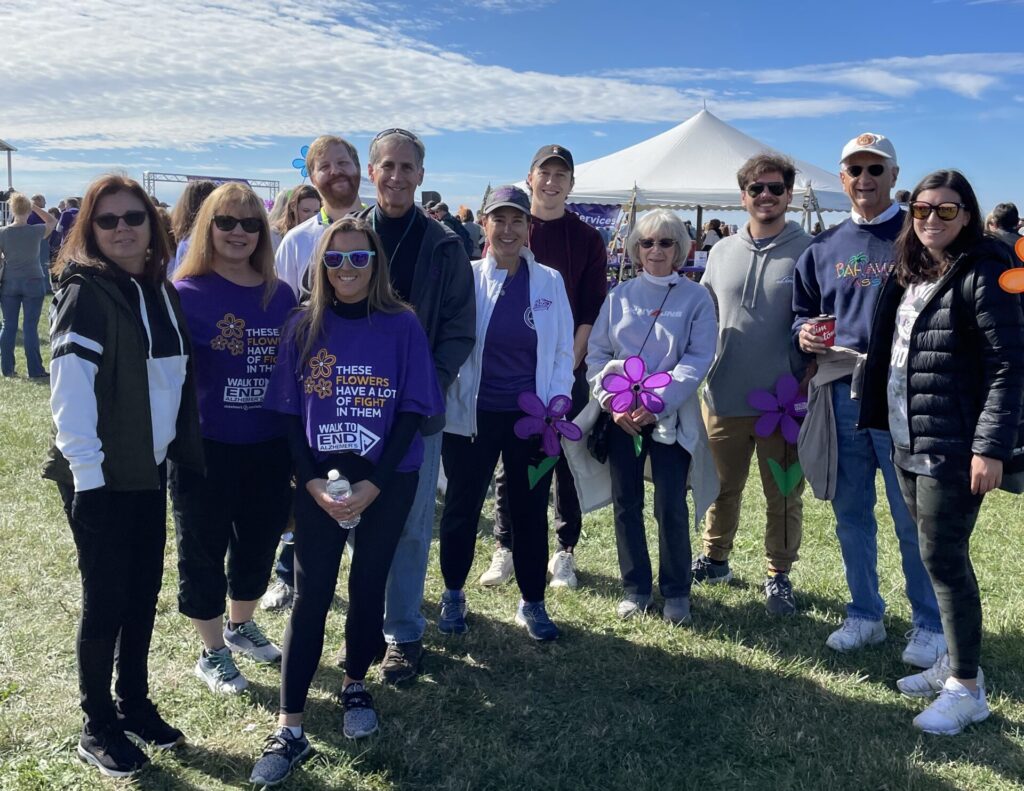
[291,145,310,178]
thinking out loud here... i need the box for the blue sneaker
[515,600,560,641]
[249,727,311,786]
[438,589,468,634]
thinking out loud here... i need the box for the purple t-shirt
[174,273,297,443]
[56,208,78,245]
[265,308,444,471]
[478,263,538,412]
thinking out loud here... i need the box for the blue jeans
[383,430,442,644]
[830,381,941,630]
[0,280,46,377]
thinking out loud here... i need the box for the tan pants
[702,406,804,573]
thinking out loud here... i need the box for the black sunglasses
[372,127,422,146]
[213,215,262,234]
[909,201,967,221]
[324,250,375,269]
[639,238,676,249]
[93,211,148,230]
[745,182,787,197]
[844,163,887,178]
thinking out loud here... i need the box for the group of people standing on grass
[40,125,1023,785]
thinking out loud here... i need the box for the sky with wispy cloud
[2,0,1022,214]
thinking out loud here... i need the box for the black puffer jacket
[859,238,1024,478]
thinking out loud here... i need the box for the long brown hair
[290,217,409,365]
[273,184,320,237]
[170,179,216,242]
[173,182,278,307]
[55,174,172,283]
[894,170,983,287]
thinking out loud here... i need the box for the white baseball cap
[840,132,897,165]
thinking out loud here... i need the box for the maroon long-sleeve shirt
[528,210,608,329]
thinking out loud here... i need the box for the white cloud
[614,53,1024,100]
[2,0,899,155]
[592,131,608,137]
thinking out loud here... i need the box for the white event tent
[566,109,848,213]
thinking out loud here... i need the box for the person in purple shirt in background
[249,217,443,785]
[168,180,217,277]
[170,183,297,697]
[55,197,80,247]
[437,185,575,641]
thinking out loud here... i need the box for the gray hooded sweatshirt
[701,220,811,417]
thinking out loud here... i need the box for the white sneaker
[224,620,282,663]
[616,594,654,619]
[913,673,989,735]
[478,546,514,587]
[902,627,947,669]
[825,617,886,652]
[547,550,578,589]
[194,646,248,694]
[260,579,294,611]
[898,653,952,698]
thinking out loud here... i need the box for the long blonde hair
[173,182,278,307]
[290,217,410,365]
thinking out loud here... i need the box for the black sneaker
[691,554,733,585]
[341,682,379,739]
[380,640,423,684]
[248,727,312,786]
[77,721,150,778]
[765,572,797,616]
[117,700,185,749]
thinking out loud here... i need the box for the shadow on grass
[222,608,1022,791]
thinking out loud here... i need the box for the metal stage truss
[143,171,280,201]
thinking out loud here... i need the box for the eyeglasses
[324,250,375,269]
[372,128,423,146]
[745,182,787,197]
[93,211,148,230]
[844,163,887,178]
[909,201,966,221]
[213,215,262,234]
[639,238,676,249]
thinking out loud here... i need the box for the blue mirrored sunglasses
[323,250,375,269]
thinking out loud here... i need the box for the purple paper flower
[513,392,583,457]
[601,355,673,414]
[747,374,808,445]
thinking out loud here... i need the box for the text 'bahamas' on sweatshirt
[791,211,904,354]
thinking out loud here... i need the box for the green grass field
[1,306,1023,790]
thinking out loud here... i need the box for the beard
[317,175,358,208]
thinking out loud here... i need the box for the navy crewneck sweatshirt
[791,211,905,353]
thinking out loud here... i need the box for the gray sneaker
[663,596,692,625]
[691,554,732,585]
[194,646,248,694]
[341,682,379,739]
[616,593,655,619]
[249,726,311,786]
[224,620,281,663]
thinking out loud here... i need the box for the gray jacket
[701,221,811,417]
[356,206,476,435]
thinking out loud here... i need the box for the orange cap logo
[998,237,1024,294]
[856,134,878,146]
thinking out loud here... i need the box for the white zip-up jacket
[445,247,574,437]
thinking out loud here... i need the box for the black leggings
[280,456,417,714]
[896,468,985,679]
[57,469,167,728]
[171,437,292,620]
[440,410,554,603]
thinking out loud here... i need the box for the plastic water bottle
[326,469,360,529]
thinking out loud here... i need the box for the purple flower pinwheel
[513,392,583,457]
[747,374,808,445]
[601,355,673,414]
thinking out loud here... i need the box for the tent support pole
[695,205,704,250]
